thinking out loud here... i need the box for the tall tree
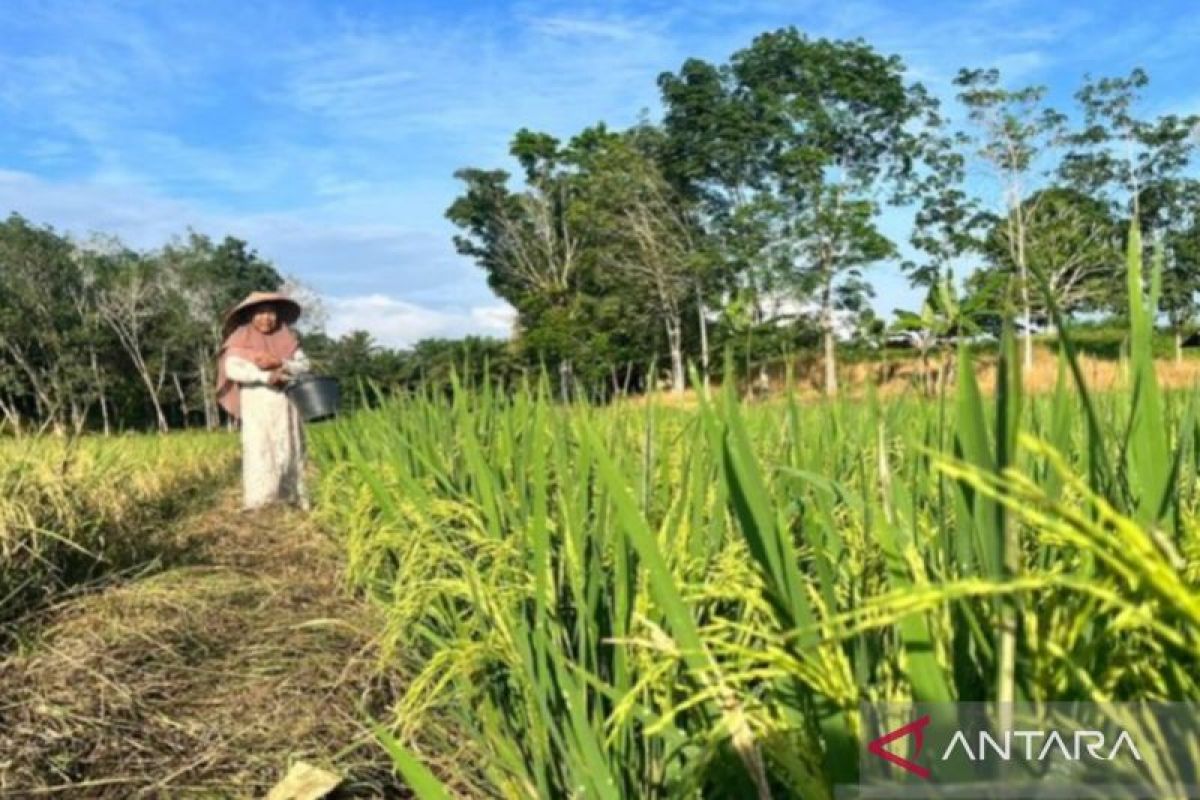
[90,245,174,433]
[0,214,92,434]
[448,131,600,393]
[574,126,708,394]
[1060,68,1197,219]
[658,57,780,382]
[905,122,987,293]
[954,68,1066,369]
[1060,68,1199,332]
[730,29,938,395]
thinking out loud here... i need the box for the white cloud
[526,14,643,41]
[991,50,1050,83]
[326,294,515,347]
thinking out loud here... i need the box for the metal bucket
[286,375,341,422]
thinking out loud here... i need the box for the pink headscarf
[215,321,299,419]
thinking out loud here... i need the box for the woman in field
[215,291,312,511]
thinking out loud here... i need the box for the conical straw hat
[221,291,302,338]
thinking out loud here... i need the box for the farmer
[215,291,312,512]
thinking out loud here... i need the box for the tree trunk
[199,349,216,431]
[558,359,572,404]
[133,360,169,434]
[151,343,170,433]
[90,347,110,436]
[0,395,21,435]
[821,267,838,397]
[665,314,685,396]
[102,322,169,433]
[172,371,190,427]
[936,345,954,399]
[6,343,57,427]
[150,393,169,433]
[756,363,770,398]
[1176,329,1184,365]
[70,399,90,437]
[128,349,170,434]
[1015,205,1035,371]
[919,345,931,397]
[697,285,709,385]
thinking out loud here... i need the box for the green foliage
[974,187,1123,315]
[0,216,285,433]
[0,214,93,426]
[660,29,942,394]
[311,233,1200,796]
[446,127,689,391]
[1047,323,1184,360]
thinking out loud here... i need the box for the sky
[2,0,1198,346]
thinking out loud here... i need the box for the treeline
[0,215,501,434]
[447,27,1200,395]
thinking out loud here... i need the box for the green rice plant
[311,221,1200,797]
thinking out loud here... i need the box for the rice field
[308,233,1200,797]
[0,432,236,629]
[2,230,1195,797]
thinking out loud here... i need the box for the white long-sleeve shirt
[224,348,311,510]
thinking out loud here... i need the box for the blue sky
[2,1,1197,345]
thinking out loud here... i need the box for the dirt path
[0,483,404,798]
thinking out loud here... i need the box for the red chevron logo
[868,714,932,779]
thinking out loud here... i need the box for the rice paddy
[1,230,1196,797]
[307,232,1200,797]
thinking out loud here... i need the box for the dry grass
[0,433,237,632]
[0,483,407,798]
[616,347,1200,408]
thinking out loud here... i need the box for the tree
[90,245,175,433]
[658,57,782,383]
[1059,68,1199,337]
[1161,180,1200,362]
[1060,68,1197,219]
[905,117,988,290]
[75,235,144,435]
[954,68,1067,369]
[447,133,588,392]
[574,127,707,394]
[729,29,938,395]
[448,126,678,398]
[0,214,92,434]
[978,187,1122,318]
